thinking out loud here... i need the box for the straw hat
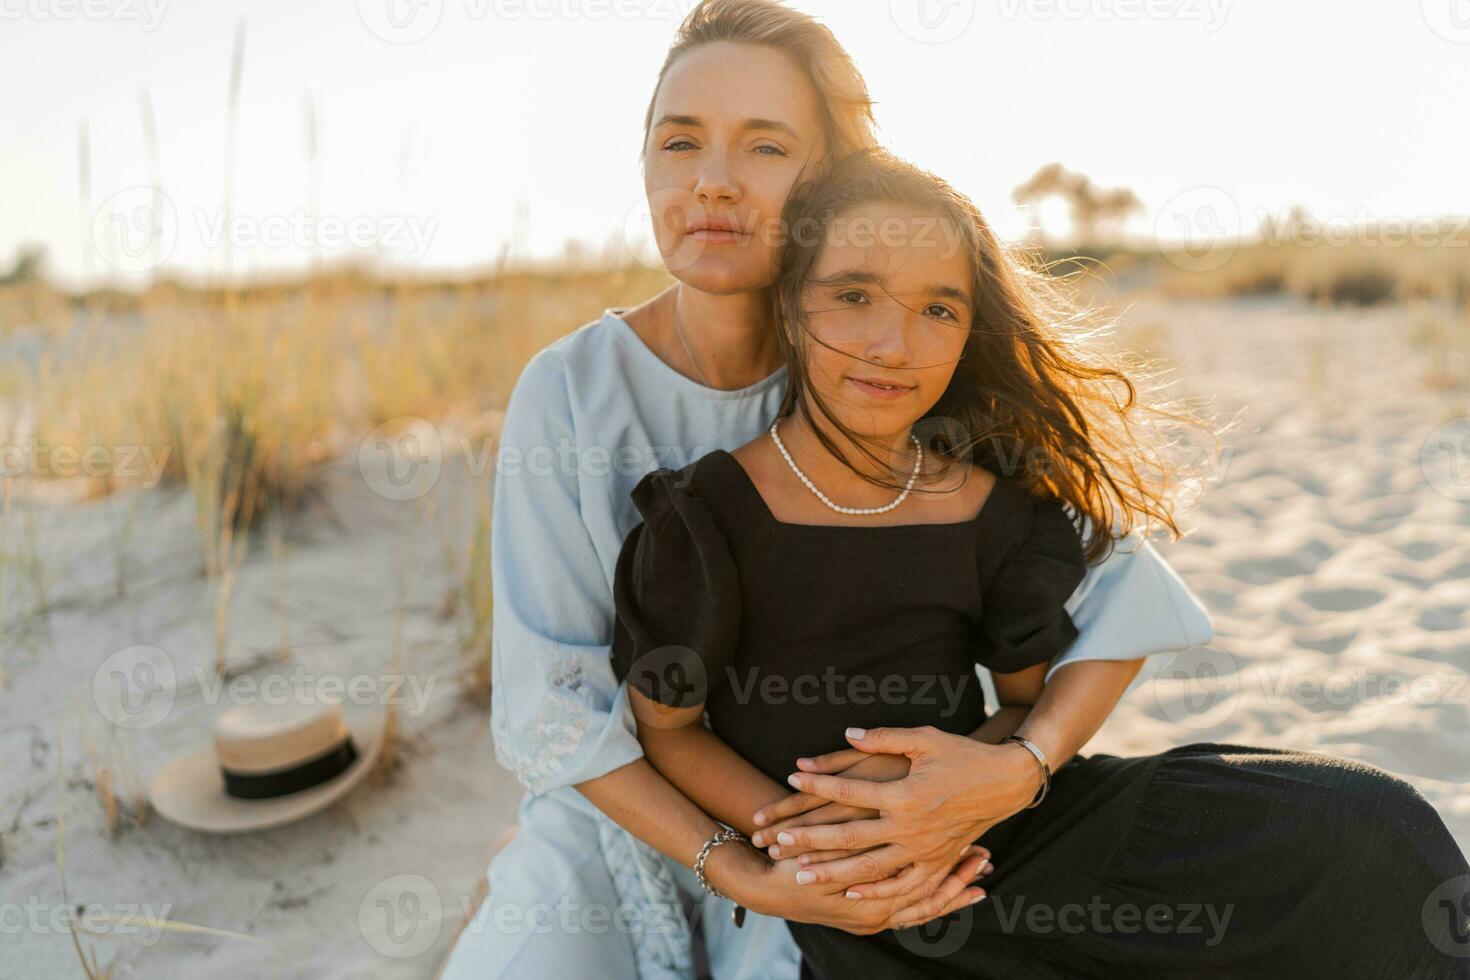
[149,701,383,834]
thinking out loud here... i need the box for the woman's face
[643,42,825,295]
[796,202,973,442]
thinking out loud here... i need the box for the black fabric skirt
[790,742,1470,980]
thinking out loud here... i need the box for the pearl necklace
[769,420,923,516]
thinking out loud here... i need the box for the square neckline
[709,448,1011,531]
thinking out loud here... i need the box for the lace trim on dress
[493,649,592,793]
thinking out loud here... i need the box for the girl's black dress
[609,450,1470,980]
[610,448,1086,786]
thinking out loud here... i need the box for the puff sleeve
[974,496,1088,674]
[610,467,741,710]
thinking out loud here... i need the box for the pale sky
[2,0,1466,287]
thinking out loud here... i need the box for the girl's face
[643,42,824,295]
[797,202,973,441]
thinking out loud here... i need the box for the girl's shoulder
[628,450,744,529]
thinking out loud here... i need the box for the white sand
[2,295,1466,977]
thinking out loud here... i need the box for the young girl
[609,148,1191,976]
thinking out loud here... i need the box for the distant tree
[1013,165,1142,244]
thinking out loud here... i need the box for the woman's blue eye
[663,139,697,153]
[753,144,788,157]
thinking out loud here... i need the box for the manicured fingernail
[970,892,987,905]
[751,833,764,846]
[845,890,861,899]
[796,757,813,768]
[753,813,766,826]
[787,774,801,789]
[777,832,795,845]
[980,861,994,876]
[768,846,781,858]
[796,871,816,884]
[845,727,866,740]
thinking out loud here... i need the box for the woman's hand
[756,726,1042,898]
[750,750,909,856]
[712,838,991,935]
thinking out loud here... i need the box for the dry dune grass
[1155,227,1470,308]
[1,259,667,717]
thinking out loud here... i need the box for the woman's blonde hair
[643,0,878,165]
[773,149,1220,563]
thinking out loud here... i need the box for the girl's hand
[751,750,910,851]
[764,726,1039,898]
[721,840,990,935]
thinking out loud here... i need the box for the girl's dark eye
[924,304,958,321]
[836,290,869,306]
[753,144,788,157]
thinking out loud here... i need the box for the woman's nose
[693,153,740,205]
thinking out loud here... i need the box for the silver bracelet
[694,828,747,898]
[694,828,749,927]
[1002,734,1052,809]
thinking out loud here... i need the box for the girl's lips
[846,377,914,400]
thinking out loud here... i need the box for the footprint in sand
[1442,559,1470,580]
[1395,540,1452,562]
[1328,496,1419,535]
[1297,585,1386,613]
[1417,605,1465,632]
[1226,539,1333,585]
[1294,628,1357,656]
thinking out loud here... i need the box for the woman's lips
[846,377,914,400]
[687,227,745,243]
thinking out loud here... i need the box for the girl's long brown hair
[773,149,1220,564]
